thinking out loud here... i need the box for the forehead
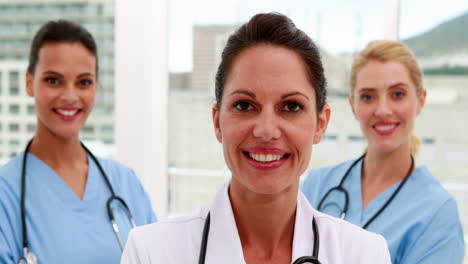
[224,44,314,97]
[355,60,412,89]
[36,42,96,73]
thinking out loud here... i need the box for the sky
[167,0,468,72]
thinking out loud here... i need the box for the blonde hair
[350,40,423,156]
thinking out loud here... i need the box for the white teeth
[56,109,78,116]
[375,124,396,131]
[248,153,284,162]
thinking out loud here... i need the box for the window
[9,123,19,132]
[101,125,113,135]
[400,1,468,257]
[8,104,20,114]
[166,0,386,215]
[27,104,35,115]
[0,0,116,163]
[82,125,95,133]
[8,139,19,146]
[9,71,19,95]
[27,123,36,133]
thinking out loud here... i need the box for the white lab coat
[121,183,391,264]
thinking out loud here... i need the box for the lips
[243,147,290,170]
[373,121,399,136]
[53,107,82,121]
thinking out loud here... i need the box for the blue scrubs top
[0,152,157,264]
[301,159,465,264]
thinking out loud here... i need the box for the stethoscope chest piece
[18,251,38,264]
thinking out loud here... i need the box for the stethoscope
[198,212,321,264]
[317,153,414,229]
[18,138,136,264]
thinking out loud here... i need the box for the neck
[29,123,86,166]
[27,121,89,199]
[360,145,413,209]
[229,181,297,262]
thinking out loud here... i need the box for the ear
[212,104,222,143]
[313,104,331,144]
[26,72,34,97]
[416,89,426,115]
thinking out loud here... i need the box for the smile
[248,153,285,162]
[53,108,82,121]
[55,109,80,116]
[373,122,399,136]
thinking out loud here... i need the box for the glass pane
[167,0,386,215]
[0,1,116,165]
[400,1,468,259]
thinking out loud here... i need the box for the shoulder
[301,159,356,197]
[0,153,24,198]
[314,211,390,262]
[0,153,23,181]
[315,210,384,242]
[303,159,356,184]
[406,166,457,215]
[124,208,207,262]
[92,156,141,187]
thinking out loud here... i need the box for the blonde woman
[302,40,464,263]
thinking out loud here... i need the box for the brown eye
[79,79,93,86]
[283,101,303,112]
[234,101,253,111]
[45,77,60,85]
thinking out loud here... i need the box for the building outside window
[8,123,19,132]
[8,104,19,114]
[8,71,19,95]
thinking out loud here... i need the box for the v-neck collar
[349,159,421,226]
[207,184,316,263]
[25,152,99,210]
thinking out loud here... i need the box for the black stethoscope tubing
[19,138,135,263]
[198,212,321,264]
[318,153,414,229]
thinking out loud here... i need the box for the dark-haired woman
[122,13,390,264]
[0,20,156,264]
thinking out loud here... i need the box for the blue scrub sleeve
[399,198,465,264]
[0,192,19,264]
[130,169,158,224]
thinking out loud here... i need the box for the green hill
[403,11,468,58]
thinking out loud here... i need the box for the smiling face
[26,42,97,140]
[350,60,426,154]
[212,44,330,195]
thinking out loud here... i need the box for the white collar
[206,183,316,263]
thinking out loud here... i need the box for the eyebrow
[281,92,309,100]
[389,82,408,89]
[42,71,95,79]
[229,90,256,99]
[359,82,408,92]
[229,90,310,100]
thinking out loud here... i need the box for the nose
[374,97,392,118]
[60,83,79,104]
[252,108,281,141]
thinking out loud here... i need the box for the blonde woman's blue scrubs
[301,159,465,264]
[0,152,157,264]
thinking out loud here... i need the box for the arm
[0,193,20,264]
[399,198,465,264]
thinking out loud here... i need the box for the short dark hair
[27,19,98,75]
[215,12,327,112]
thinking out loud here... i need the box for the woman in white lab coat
[121,12,391,264]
